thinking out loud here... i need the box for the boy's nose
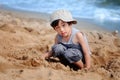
[60,27,64,32]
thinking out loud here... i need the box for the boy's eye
[62,23,65,27]
[55,26,60,29]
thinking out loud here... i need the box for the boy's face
[54,20,72,37]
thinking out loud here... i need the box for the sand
[0,8,120,80]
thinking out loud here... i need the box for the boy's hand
[84,64,90,70]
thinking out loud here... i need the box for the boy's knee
[63,49,83,63]
[52,44,67,56]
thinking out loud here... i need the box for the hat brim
[70,20,77,24]
[60,19,77,24]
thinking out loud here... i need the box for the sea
[0,0,120,32]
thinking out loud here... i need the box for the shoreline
[0,5,50,21]
[0,5,120,36]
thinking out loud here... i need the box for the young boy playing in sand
[42,9,91,69]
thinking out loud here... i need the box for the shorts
[52,44,84,63]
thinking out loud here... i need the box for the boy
[42,9,91,69]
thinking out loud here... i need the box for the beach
[0,7,120,80]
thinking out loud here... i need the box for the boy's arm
[42,34,58,59]
[76,32,91,69]
[42,51,53,59]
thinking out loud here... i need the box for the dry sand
[0,8,120,80]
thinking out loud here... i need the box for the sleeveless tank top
[57,28,82,50]
[57,27,92,54]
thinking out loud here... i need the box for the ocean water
[0,0,120,32]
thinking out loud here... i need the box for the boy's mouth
[61,32,66,35]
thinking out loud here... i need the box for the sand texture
[0,10,120,80]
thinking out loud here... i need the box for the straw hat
[50,9,77,24]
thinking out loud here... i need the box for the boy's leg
[63,48,84,69]
[42,44,66,59]
[52,44,67,57]
[74,60,84,69]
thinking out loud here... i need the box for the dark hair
[50,19,60,28]
[50,19,73,29]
